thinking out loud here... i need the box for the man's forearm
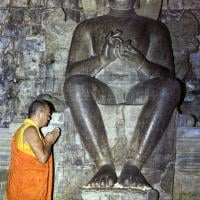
[44,140,52,155]
[37,139,53,164]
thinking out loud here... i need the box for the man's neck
[29,117,41,128]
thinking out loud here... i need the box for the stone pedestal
[174,127,200,200]
[81,188,159,200]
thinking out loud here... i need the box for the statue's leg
[64,75,117,187]
[119,77,181,188]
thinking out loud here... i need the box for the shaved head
[28,99,50,118]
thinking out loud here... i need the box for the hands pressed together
[45,127,61,145]
[101,29,145,69]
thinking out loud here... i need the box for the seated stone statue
[64,0,181,189]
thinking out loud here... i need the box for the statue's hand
[120,40,144,69]
[101,29,123,65]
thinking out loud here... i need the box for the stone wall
[0,0,79,127]
[0,0,200,200]
[0,0,199,126]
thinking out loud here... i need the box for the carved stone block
[81,188,159,200]
[174,127,200,200]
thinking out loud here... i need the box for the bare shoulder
[73,18,93,33]
[74,15,108,34]
[24,126,37,134]
[24,126,41,142]
[144,17,170,37]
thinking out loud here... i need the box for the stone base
[174,127,200,200]
[81,188,159,200]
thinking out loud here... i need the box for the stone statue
[64,0,181,189]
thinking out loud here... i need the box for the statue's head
[108,0,139,9]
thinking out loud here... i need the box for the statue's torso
[73,14,169,102]
[88,15,151,57]
[86,15,154,99]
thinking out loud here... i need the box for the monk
[6,99,60,200]
[64,0,181,189]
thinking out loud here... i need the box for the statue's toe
[87,164,117,188]
[119,164,152,189]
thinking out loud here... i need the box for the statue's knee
[64,75,88,99]
[161,78,181,102]
[64,75,88,90]
[64,76,75,95]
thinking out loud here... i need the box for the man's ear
[35,109,42,120]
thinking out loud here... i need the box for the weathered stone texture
[0,0,200,200]
[81,188,159,200]
[174,127,200,200]
[0,129,12,200]
[162,0,200,10]
[0,0,9,8]
[0,5,77,125]
[162,10,200,81]
[0,0,199,128]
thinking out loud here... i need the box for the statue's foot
[87,164,117,188]
[118,164,151,189]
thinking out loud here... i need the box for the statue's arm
[122,23,175,79]
[136,56,174,79]
[142,23,175,78]
[66,24,118,78]
[65,24,103,77]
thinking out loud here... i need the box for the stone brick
[16,50,42,78]
[45,10,77,50]
[0,36,14,49]
[81,188,159,200]
[0,0,10,8]
[0,169,8,182]
[1,24,17,37]
[174,127,200,200]
[9,8,25,24]
[10,0,27,7]
[0,10,9,23]
[27,0,45,7]
[162,0,200,10]
[28,8,45,24]
[183,0,200,10]
[0,128,11,200]
[24,36,45,52]
[167,0,184,10]
[16,36,45,52]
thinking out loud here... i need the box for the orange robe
[6,120,53,200]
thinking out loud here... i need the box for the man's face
[108,0,135,9]
[40,106,51,127]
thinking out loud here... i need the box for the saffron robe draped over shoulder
[6,119,53,200]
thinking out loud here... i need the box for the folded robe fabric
[6,127,53,200]
[15,118,43,157]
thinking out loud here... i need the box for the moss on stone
[177,192,194,200]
